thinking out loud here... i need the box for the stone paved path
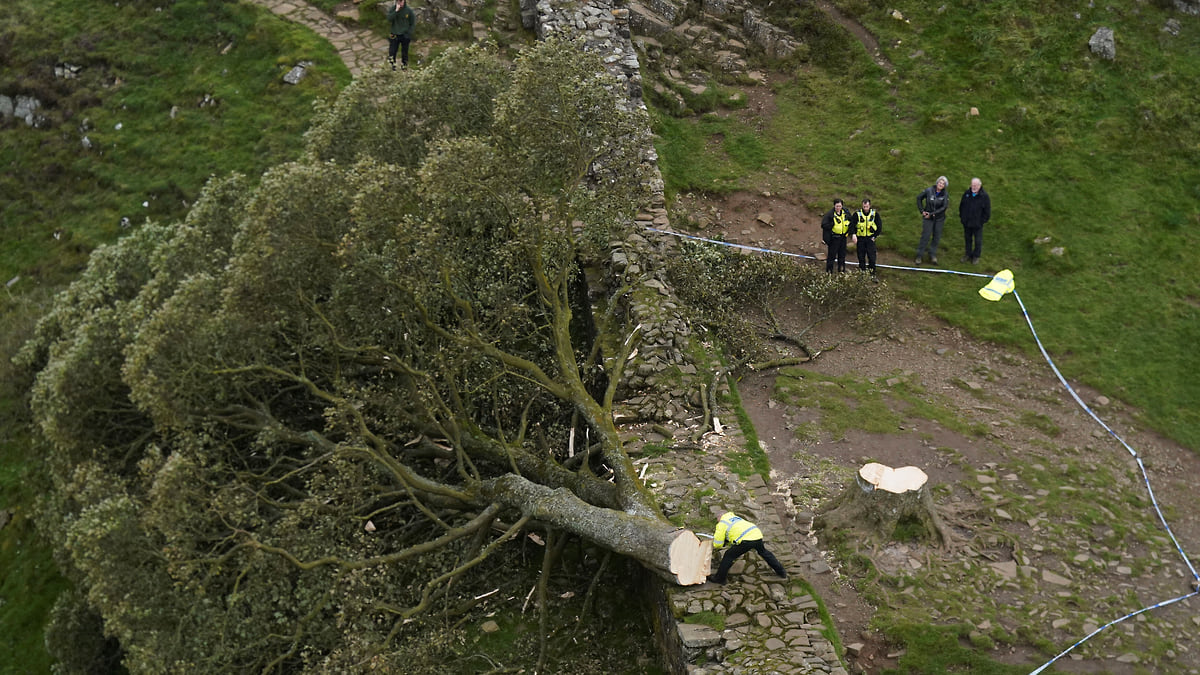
[247,0,385,77]
[633,416,849,675]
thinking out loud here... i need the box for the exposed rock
[678,622,722,648]
[54,62,83,79]
[1088,27,1115,60]
[742,9,800,59]
[481,620,500,633]
[2,95,44,126]
[1042,569,1071,586]
[702,0,737,17]
[283,61,315,85]
[990,560,1017,579]
[645,0,680,23]
[1174,0,1199,16]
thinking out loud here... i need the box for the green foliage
[16,39,656,672]
[668,241,893,365]
[305,45,509,167]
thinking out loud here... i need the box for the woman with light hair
[914,175,950,265]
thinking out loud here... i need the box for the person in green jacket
[707,511,788,584]
[387,0,416,70]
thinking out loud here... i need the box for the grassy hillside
[0,1,348,670]
[653,0,1200,450]
[0,0,348,286]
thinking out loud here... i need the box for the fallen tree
[17,40,707,673]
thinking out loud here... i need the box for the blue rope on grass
[643,226,1199,673]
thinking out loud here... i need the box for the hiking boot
[913,257,922,265]
[929,256,938,265]
[960,255,969,263]
[971,257,980,265]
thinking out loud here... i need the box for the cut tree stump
[815,462,957,548]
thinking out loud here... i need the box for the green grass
[649,0,1200,452]
[652,111,771,195]
[683,610,725,631]
[0,0,349,288]
[722,375,771,478]
[773,367,988,440]
[879,623,1031,675]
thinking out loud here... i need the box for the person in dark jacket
[820,198,851,273]
[850,197,882,277]
[914,176,949,265]
[958,177,991,264]
[387,0,416,71]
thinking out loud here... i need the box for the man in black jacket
[958,177,991,264]
[914,176,949,265]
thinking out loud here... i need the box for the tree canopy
[17,40,702,673]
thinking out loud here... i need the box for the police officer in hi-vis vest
[851,197,883,277]
[820,198,851,273]
[707,512,788,585]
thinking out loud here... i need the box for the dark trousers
[826,235,848,273]
[964,226,983,259]
[916,216,945,259]
[857,236,877,273]
[712,539,786,582]
[388,34,411,67]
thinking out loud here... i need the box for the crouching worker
[708,511,788,584]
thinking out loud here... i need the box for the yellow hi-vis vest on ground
[712,512,763,549]
[855,209,878,237]
[979,269,1015,301]
[831,211,849,235]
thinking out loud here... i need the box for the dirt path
[812,0,892,71]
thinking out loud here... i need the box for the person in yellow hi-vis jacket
[708,512,788,584]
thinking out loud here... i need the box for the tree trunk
[484,473,712,585]
[815,463,956,548]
